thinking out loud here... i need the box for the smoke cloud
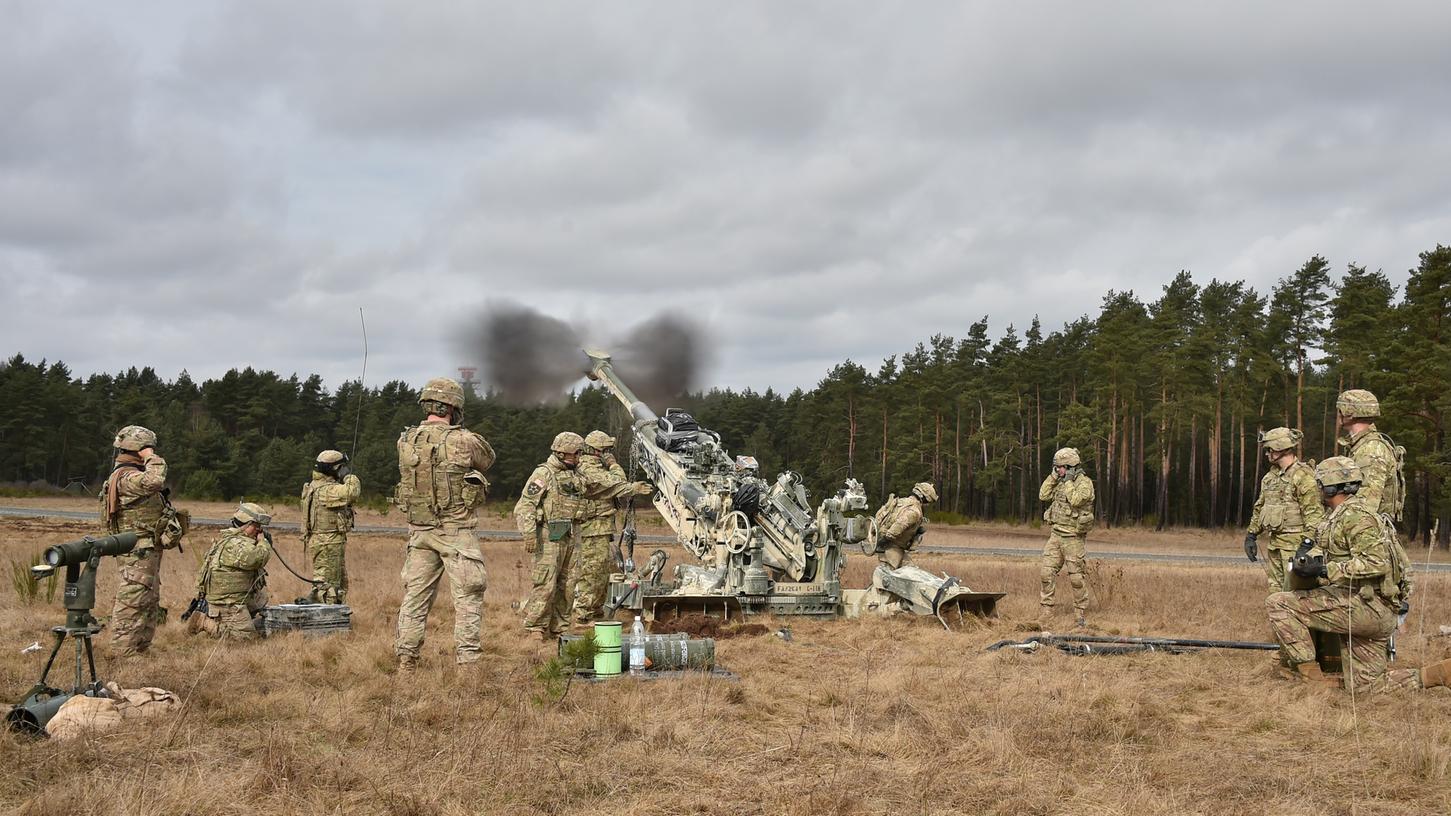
[466,304,707,407]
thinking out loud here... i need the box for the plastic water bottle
[629,615,646,676]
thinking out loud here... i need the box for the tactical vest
[302,477,355,536]
[102,465,165,541]
[872,496,918,547]
[1322,500,1404,604]
[1257,462,1313,533]
[200,532,267,604]
[1047,476,1095,535]
[395,424,484,527]
[538,464,587,522]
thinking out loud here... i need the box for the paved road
[4,505,1447,572]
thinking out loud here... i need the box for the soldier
[301,449,361,604]
[393,377,496,670]
[870,482,936,568]
[571,430,652,626]
[190,503,274,641]
[1038,447,1095,626]
[515,432,592,641]
[1266,457,1448,691]
[101,425,183,656]
[1335,389,1404,521]
[1244,428,1324,593]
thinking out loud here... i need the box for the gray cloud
[4,0,1451,395]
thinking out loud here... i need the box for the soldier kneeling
[186,503,273,641]
[1267,458,1451,692]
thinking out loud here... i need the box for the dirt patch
[652,614,768,639]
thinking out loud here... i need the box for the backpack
[1376,432,1407,523]
[1372,511,1413,605]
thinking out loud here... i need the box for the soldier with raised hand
[1038,447,1095,626]
[871,482,936,569]
[515,432,593,641]
[301,449,361,604]
[393,377,496,670]
[101,425,178,656]
[190,503,274,641]
[571,430,652,626]
[1266,457,1447,691]
[1335,389,1405,521]
[1244,428,1324,593]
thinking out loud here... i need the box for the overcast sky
[3,1,1449,395]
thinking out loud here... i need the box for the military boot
[1419,658,1451,688]
[1279,660,1337,687]
[397,654,418,672]
[1074,615,1088,629]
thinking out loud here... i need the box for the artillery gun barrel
[584,349,658,425]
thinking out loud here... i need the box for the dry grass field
[1,514,1449,815]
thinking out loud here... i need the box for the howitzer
[585,348,1003,625]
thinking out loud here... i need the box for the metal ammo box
[260,603,353,637]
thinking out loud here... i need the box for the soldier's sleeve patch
[525,480,545,497]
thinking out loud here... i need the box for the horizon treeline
[2,245,1447,546]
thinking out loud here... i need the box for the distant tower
[457,367,478,397]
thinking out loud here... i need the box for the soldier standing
[1243,428,1324,593]
[572,430,652,626]
[870,482,937,568]
[1336,389,1404,521]
[1038,447,1095,626]
[301,449,361,604]
[101,425,180,656]
[393,377,495,669]
[515,432,591,641]
[1266,457,1447,691]
[191,503,274,641]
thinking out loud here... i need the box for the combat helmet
[419,377,465,410]
[584,430,616,452]
[911,482,938,503]
[315,449,348,473]
[113,425,158,453]
[1315,456,1362,494]
[1259,427,1303,453]
[551,432,585,455]
[231,502,272,527]
[1052,447,1081,467]
[1336,389,1380,419]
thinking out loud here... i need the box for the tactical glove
[633,481,655,497]
[600,453,618,469]
[1243,532,1258,562]
[524,529,540,555]
[337,464,353,480]
[1291,553,1327,579]
[1398,599,1410,616]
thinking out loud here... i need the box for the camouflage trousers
[1040,530,1090,613]
[395,528,488,663]
[571,532,613,625]
[188,589,268,641]
[1262,533,1302,594]
[877,544,913,569]
[1266,586,1422,693]
[307,533,348,604]
[523,534,578,636]
[110,545,164,655]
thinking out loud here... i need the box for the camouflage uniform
[1266,486,1419,693]
[873,489,931,569]
[515,437,591,638]
[1340,426,1401,521]
[100,427,172,656]
[1247,442,1323,594]
[1039,448,1094,618]
[571,433,631,625]
[302,456,361,604]
[393,378,495,667]
[193,518,272,641]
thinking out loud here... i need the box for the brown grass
[1,516,1449,815]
